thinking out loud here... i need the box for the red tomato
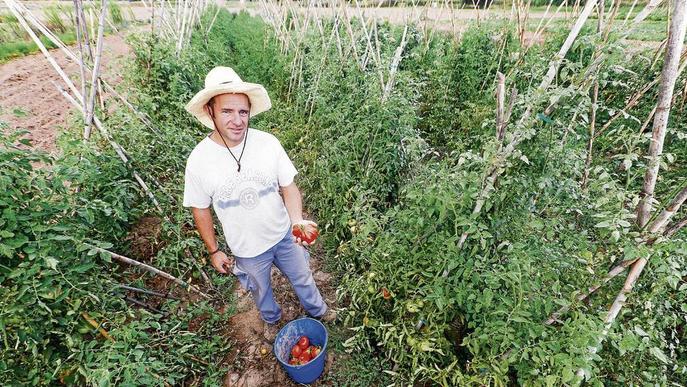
[297,336,310,350]
[381,287,392,300]
[291,344,302,358]
[289,358,299,366]
[298,350,311,363]
[292,224,319,244]
[312,346,321,357]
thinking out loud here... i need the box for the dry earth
[221,251,338,386]
[0,31,133,154]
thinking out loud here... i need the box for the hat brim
[185,82,272,130]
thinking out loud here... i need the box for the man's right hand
[210,251,234,274]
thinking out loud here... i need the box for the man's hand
[292,220,319,247]
[210,251,234,274]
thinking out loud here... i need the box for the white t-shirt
[183,128,298,258]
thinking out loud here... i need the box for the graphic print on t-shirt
[215,168,278,210]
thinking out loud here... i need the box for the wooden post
[89,245,210,299]
[54,82,166,215]
[496,72,506,142]
[647,184,687,233]
[381,25,408,102]
[577,0,687,380]
[84,0,108,141]
[580,79,599,190]
[637,0,687,227]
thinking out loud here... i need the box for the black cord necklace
[210,109,249,173]
[217,127,248,173]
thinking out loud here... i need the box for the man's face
[207,93,250,146]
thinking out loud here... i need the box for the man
[183,67,335,341]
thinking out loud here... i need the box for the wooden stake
[381,25,408,102]
[88,245,210,299]
[664,215,687,237]
[54,82,166,215]
[647,184,687,233]
[636,0,687,228]
[580,79,599,190]
[496,72,506,142]
[579,1,687,379]
[4,0,81,100]
[84,0,108,141]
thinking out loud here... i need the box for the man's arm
[281,182,318,246]
[191,207,232,274]
[281,182,304,223]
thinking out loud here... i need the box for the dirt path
[222,246,338,386]
[0,30,135,154]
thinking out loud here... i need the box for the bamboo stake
[73,0,88,108]
[206,5,221,35]
[4,0,81,100]
[578,1,687,380]
[496,72,506,142]
[353,0,375,69]
[575,254,650,381]
[636,0,687,228]
[88,245,210,299]
[340,0,362,70]
[79,0,94,61]
[54,82,165,214]
[664,215,687,237]
[536,0,598,110]
[622,0,641,25]
[371,21,385,90]
[581,79,599,190]
[177,0,187,53]
[84,0,108,141]
[381,25,408,102]
[544,257,638,325]
[88,5,96,47]
[116,284,180,300]
[647,184,687,233]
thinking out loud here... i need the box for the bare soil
[0,31,134,154]
[124,214,339,386]
[221,245,338,386]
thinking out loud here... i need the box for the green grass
[0,31,77,63]
[519,16,667,43]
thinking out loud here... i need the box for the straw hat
[185,66,272,130]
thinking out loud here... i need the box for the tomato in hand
[292,224,319,244]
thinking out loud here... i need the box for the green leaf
[44,257,59,270]
[649,347,670,364]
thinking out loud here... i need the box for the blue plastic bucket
[274,318,328,384]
